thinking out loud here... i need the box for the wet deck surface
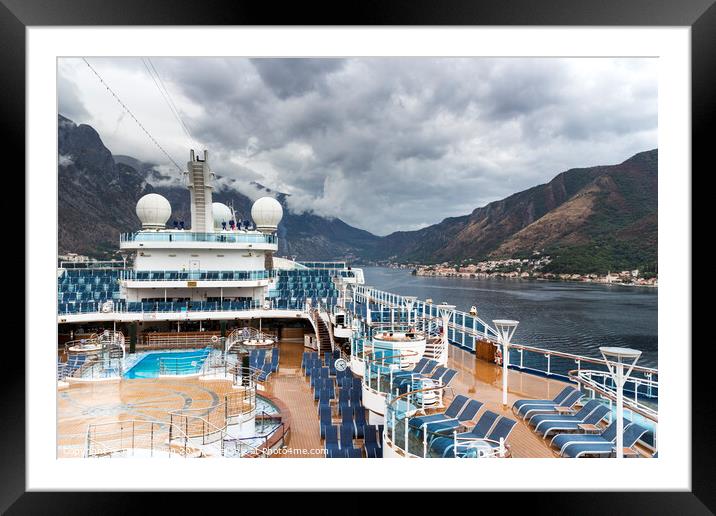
[58,341,567,458]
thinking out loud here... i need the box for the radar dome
[136,193,171,229]
[251,197,283,232]
[212,202,233,229]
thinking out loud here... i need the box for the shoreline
[408,270,658,288]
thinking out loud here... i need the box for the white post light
[437,304,455,366]
[493,319,519,408]
[366,288,372,326]
[599,347,642,459]
[403,296,417,326]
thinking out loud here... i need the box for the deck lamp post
[599,346,642,459]
[366,288,373,326]
[493,320,519,408]
[437,304,455,366]
[403,296,417,326]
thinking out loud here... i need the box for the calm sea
[361,266,658,368]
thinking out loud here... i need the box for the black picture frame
[6,0,709,512]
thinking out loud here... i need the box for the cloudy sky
[58,57,657,235]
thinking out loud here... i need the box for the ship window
[217,254,224,257]
[168,254,176,257]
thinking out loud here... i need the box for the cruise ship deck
[57,339,591,459]
[56,149,658,460]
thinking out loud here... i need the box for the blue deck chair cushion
[519,389,583,420]
[485,417,517,447]
[529,399,602,428]
[512,386,575,413]
[559,424,648,459]
[551,418,624,452]
[536,404,611,438]
[409,395,469,429]
[422,399,483,435]
[457,410,501,439]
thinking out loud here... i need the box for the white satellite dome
[136,193,171,229]
[251,196,283,232]
[212,202,233,229]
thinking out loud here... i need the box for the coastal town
[403,257,658,287]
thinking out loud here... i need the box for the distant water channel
[362,267,658,368]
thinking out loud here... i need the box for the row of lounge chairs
[512,385,649,457]
[323,423,383,458]
[389,357,459,394]
[407,395,518,458]
[305,349,383,458]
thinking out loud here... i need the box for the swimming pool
[124,349,210,379]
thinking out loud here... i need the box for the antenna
[227,200,237,225]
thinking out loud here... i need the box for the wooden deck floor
[447,345,564,458]
[58,342,566,458]
[270,341,324,457]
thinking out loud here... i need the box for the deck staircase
[423,336,447,365]
[313,310,333,354]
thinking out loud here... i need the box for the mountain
[369,150,657,274]
[58,114,656,273]
[58,115,379,260]
[58,115,152,256]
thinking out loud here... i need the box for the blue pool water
[124,350,209,379]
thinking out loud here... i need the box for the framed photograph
[8,0,710,511]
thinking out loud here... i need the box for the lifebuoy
[211,335,219,343]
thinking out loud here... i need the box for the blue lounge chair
[270,351,280,373]
[512,385,577,415]
[408,395,470,429]
[483,416,517,449]
[258,362,272,382]
[519,389,583,421]
[438,369,458,387]
[363,424,382,458]
[536,403,611,439]
[429,410,501,458]
[354,406,367,438]
[550,418,624,454]
[324,425,341,458]
[319,406,332,436]
[340,422,355,448]
[351,386,362,402]
[458,410,502,439]
[301,352,310,371]
[422,399,484,436]
[338,393,352,416]
[561,422,648,458]
[529,399,605,434]
[441,415,518,458]
[344,447,363,458]
[316,387,333,403]
[389,358,435,385]
[396,365,447,393]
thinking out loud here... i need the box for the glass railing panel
[121,232,277,244]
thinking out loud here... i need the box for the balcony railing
[120,231,277,245]
[57,298,315,315]
[120,269,276,282]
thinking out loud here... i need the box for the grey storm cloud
[58,57,657,235]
